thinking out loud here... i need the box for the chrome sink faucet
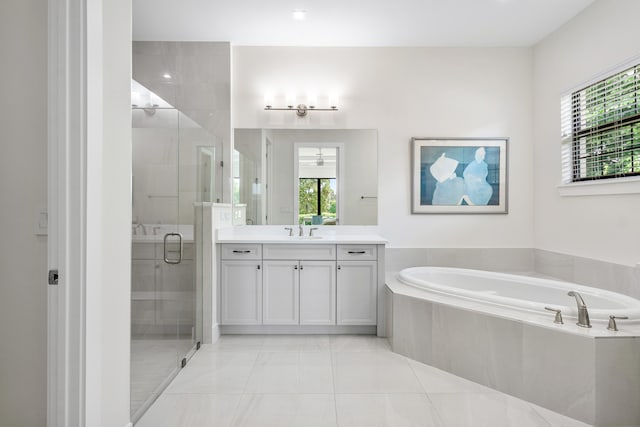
[309,227,319,237]
[133,223,147,235]
[299,224,304,236]
[568,291,591,328]
[284,227,293,236]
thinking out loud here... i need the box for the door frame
[48,0,91,424]
[48,1,133,426]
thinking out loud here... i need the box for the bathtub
[397,266,640,324]
[386,266,640,425]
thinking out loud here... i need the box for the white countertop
[216,226,387,244]
[216,235,387,244]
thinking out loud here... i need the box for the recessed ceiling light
[162,73,172,79]
[292,9,306,21]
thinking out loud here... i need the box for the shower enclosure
[130,80,221,421]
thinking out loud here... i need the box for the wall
[232,47,534,248]
[132,109,214,225]
[533,0,640,266]
[94,0,133,425]
[133,42,231,204]
[0,1,47,426]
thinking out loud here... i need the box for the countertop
[216,226,387,244]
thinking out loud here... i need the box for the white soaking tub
[386,267,640,426]
[397,266,640,324]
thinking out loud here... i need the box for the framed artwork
[411,137,508,214]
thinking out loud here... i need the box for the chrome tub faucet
[568,291,591,328]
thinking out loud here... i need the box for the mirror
[233,129,378,225]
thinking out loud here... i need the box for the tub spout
[568,291,591,328]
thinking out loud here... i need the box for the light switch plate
[35,207,48,236]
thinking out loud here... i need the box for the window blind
[561,64,640,183]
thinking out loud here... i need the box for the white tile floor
[136,335,592,427]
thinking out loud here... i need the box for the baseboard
[220,325,377,334]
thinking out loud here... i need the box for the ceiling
[133,0,595,47]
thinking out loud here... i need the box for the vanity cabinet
[262,261,299,325]
[263,245,336,326]
[336,245,378,325]
[220,244,263,325]
[299,261,336,325]
[219,241,382,331]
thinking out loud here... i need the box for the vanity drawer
[263,244,336,261]
[337,245,377,261]
[221,244,262,260]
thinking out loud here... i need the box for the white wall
[533,0,640,266]
[93,0,131,427]
[0,1,47,426]
[232,47,534,248]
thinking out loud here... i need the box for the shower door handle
[164,232,183,264]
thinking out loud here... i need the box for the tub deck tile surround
[137,335,588,427]
[431,304,524,397]
[387,281,640,426]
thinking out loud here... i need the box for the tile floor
[136,335,591,427]
[131,338,194,415]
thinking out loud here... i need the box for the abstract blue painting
[412,138,508,214]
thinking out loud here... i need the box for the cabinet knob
[337,265,341,270]
[257,265,261,270]
[300,265,304,270]
[294,265,298,270]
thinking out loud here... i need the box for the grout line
[330,344,339,427]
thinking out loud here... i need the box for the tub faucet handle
[544,307,564,324]
[607,315,629,332]
[284,227,293,236]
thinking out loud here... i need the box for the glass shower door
[130,104,203,422]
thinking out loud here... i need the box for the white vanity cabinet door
[220,260,263,325]
[336,261,377,325]
[262,261,299,325]
[299,261,336,325]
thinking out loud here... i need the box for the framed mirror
[233,129,378,225]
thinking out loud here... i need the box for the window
[298,178,336,225]
[561,63,640,184]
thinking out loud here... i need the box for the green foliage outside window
[572,65,640,180]
[298,178,336,224]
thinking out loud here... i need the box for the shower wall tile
[521,325,595,424]
[391,294,431,364]
[594,337,640,426]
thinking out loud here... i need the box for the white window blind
[561,64,640,184]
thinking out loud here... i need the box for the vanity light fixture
[264,94,339,117]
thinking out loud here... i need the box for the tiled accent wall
[385,248,640,299]
[386,248,535,274]
[535,249,640,300]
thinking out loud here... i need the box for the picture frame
[411,137,508,214]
